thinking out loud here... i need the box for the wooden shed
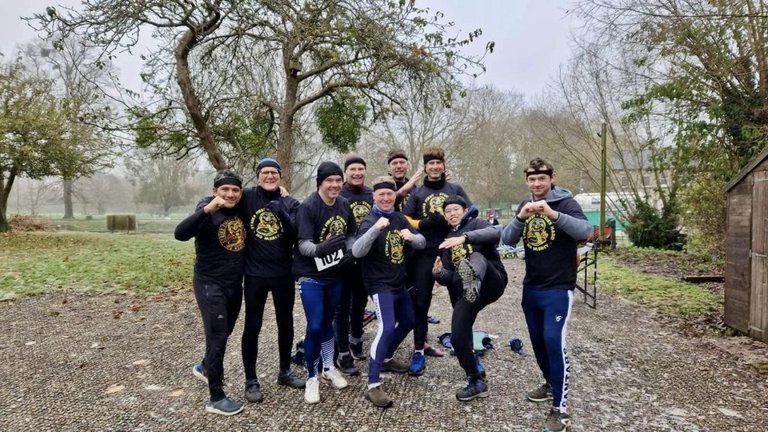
[723,145,768,342]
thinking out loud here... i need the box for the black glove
[266,200,289,220]
[315,234,346,257]
[338,251,355,268]
[418,212,448,232]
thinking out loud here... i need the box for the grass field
[1,231,723,326]
[0,231,195,301]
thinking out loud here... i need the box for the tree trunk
[276,73,300,190]
[174,11,227,170]
[0,170,16,232]
[63,178,74,219]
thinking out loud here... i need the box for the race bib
[314,249,343,271]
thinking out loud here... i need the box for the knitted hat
[256,157,281,176]
[343,156,366,170]
[316,161,344,187]
[386,149,408,164]
[442,195,467,210]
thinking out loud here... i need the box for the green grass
[598,258,721,317]
[0,231,195,301]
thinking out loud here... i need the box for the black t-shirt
[518,197,587,290]
[174,197,245,286]
[357,212,414,294]
[403,177,472,252]
[341,183,373,226]
[240,186,300,278]
[292,192,356,280]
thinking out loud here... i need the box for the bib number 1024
[314,249,343,271]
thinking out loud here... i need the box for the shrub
[9,215,50,232]
[625,200,685,250]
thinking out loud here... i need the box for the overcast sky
[0,0,576,98]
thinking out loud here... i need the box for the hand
[338,251,355,268]
[399,228,413,242]
[531,200,559,220]
[374,217,390,230]
[203,196,231,213]
[439,235,465,249]
[315,234,346,257]
[517,202,538,220]
[418,212,448,232]
[400,170,423,194]
[266,200,287,219]
[279,186,289,197]
[432,256,443,274]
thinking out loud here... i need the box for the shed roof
[724,145,768,193]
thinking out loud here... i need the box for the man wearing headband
[351,176,426,407]
[432,195,507,401]
[386,149,422,212]
[402,146,473,376]
[293,161,357,404]
[239,158,304,404]
[333,155,373,377]
[174,169,246,416]
[501,158,592,432]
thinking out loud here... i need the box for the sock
[367,382,381,390]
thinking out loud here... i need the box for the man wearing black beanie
[293,161,357,404]
[239,157,304,404]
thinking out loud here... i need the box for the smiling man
[352,176,425,407]
[239,158,304,404]
[501,157,592,432]
[174,169,247,416]
[293,161,357,404]
[333,156,373,376]
[402,146,472,376]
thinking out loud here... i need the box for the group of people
[175,149,591,432]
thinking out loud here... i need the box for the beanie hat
[442,195,467,210]
[316,161,344,187]
[256,157,281,176]
[343,156,366,170]
[387,149,408,164]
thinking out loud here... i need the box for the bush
[9,215,50,232]
[625,200,685,250]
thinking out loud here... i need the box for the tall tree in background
[21,37,115,219]
[575,0,768,252]
[32,0,491,188]
[125,152,197,216]
[0,60,75,232]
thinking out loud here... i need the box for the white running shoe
[305,377,320,404]
[321,367,349,389]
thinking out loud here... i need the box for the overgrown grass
[0,231,195,301]
[598,258,721,317]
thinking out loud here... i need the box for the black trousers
[450,260,507,378]
[410,252,439,350]
[193,276,242,400]
[241,275,296,379]
[334,264,367,354]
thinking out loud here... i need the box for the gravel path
[1,259,766,431]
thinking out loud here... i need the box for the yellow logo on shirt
[218,217,246,252]
[385,230,405,264]
[319,215,347,240]
[524,214,556,252]
[250,209,282,241]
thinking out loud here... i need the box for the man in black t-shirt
[239,158,304,403]
[174,169,246,416]
[293,161,357,404]
[501,158,592,432]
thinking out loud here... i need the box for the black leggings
[194,277,242,400]
[241,275,296,380]
[410,252,439,350]
[334,265,367,353]
[450,261,507,378]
